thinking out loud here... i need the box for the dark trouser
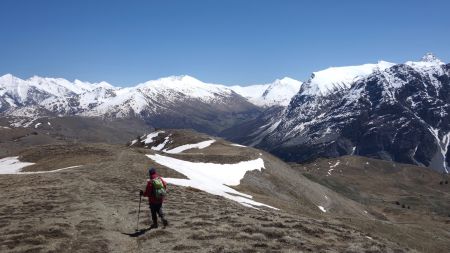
[149,203,164,224]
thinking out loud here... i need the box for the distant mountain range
[0,74,301,134]
[0,74,302,115]
[1,53,449,172]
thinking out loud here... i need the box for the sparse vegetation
[291,156,450,252]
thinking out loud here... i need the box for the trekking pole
[136,193,142,231]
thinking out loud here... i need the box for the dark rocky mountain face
[247,60,450,172]
[138,95,262,135]
[219,105,285,145]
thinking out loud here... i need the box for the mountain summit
[421,52,444,64]
[230,78,302,107]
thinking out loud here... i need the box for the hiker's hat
[148,167,156,176]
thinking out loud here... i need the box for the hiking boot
[162,219,168,227]
[150,223,158,229]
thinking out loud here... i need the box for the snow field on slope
[229,77,302,107]
[327,161,340,176]
[139,131,215,153]
[0,157,35,174]
[14,165,83,175]
[303,61,395,96]
[230,143,246,148]
[142,131,165,144]
[0,156,83,175]
[146,154,277,209]
[260,77,303,106]
[151,136,170,151]
[229,84,269,99]
[164,139,216,154]
[137,75,233,101]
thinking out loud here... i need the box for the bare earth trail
[0,144,411,252]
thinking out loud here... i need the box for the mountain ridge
[3,53,449,172]
[236,54,450,173]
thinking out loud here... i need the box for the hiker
[140,168,168,228]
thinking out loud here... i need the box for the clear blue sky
[1,0,449,86]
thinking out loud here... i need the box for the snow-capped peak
[270,77,301,86]
[0,74,116,95]
[421,53,443,64]
[136,75,232,101]
[405,53,445,71]
[230,77,302,107]
[300,61,396,96]
[164,75,200,83]
[261,77,303,106]
[0,73,23,84]
[91,81,115,90]
[139,75,211,88]
[0,73,15,80]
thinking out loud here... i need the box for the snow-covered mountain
[230,77,302,107]
[2,74,306,134]
[226,54,450,173]
[300,61,395,96]
[0,74,117,117]
[3,54,449,172]
[0,74,301,117]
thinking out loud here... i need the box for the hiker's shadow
[122,227,152,237]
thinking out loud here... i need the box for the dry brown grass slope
[292,156,450,252]
[0,136,411,252]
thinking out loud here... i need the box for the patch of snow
[365,236,373,240]
[129,140,138,146]
[146,154,277,209]
[142,131,165,144]
[330,161,340,168]
[0,157,84,175]
[34,123,42,128]
[151,136,170,151]
[17,165,83,175]
[165,139,215,154]
[47,122,51,126]
[230,143,246,148]
[0,156,35,174]
[327,161,340,176]
[318,205,327,213]
[428,127,450,173]
[351,146,356,155]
